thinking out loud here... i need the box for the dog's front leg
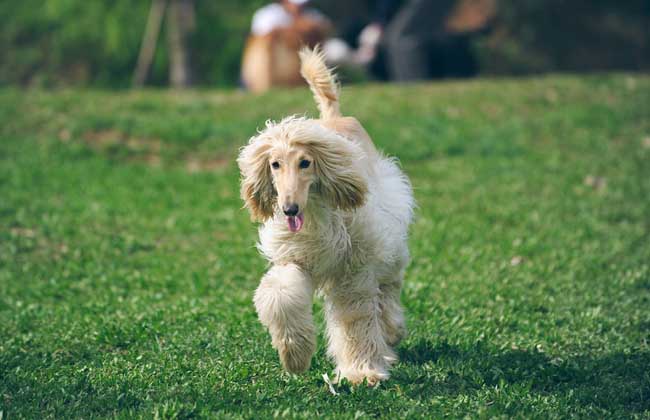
[253,264,316,373]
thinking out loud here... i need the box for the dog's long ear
[309,135,368,211]
[237,137,276,221]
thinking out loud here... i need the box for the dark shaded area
[479,0,650,74]
[398,338,650,413]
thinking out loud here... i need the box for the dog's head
[237,117,367,232]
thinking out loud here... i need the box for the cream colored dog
[237,47,415,385]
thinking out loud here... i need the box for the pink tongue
[286,213,304,232]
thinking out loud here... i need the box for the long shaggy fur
[299,46,341,120]
[238,47,415,385]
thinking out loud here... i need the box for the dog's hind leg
[253,264,316,373]
[324,273,397,385]
[378,268,407,347]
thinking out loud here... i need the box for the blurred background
[1,0,649,89]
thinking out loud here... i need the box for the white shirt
[251,4,293,36]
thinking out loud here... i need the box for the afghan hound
[237,47,415,385]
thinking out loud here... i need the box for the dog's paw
[276,334,316,373]
[336,366,389,386]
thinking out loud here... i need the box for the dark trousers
[383,0,477,81]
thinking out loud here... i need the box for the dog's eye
[299,159,311,169]
[271,161,280,169]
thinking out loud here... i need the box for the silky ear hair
[237,138,276,221]
[306,134,368,211]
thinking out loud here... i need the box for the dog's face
[267,144,315,232]
[238,118,368,232]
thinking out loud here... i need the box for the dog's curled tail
[299,46,341,120]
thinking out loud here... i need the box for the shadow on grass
[397,338,650,413]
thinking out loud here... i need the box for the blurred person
[324,0,496,81]
[241,0,332,93]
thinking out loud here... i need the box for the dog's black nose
[283,204,299,216]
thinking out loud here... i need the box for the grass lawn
[1,74,649,418]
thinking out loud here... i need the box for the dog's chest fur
[257,205,374,283]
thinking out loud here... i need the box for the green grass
[1,74,649,419]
